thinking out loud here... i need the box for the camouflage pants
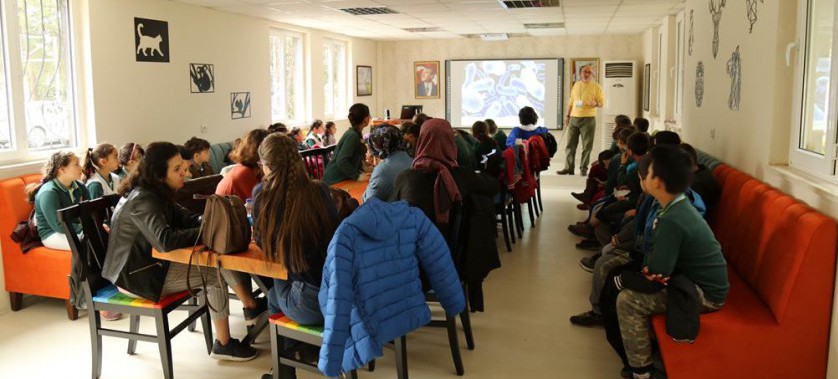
[616,286,723,368]
[590,246,631,314]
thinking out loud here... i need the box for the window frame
[790,0,838,177]
[322,37,348,120]
[269,28,305,126]
[0,0,81,165]
[674,11,685,122]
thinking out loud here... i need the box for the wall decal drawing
[726,46,741,111]
[709,0,726,59]
[190,64,214,93]
[695,61,704,107]
[746,0,763,33]
[231,92,251,119]
[134,18,169,63]
[689,9,695,56]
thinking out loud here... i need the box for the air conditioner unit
[601,60,638,149]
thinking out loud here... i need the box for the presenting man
[417,68,437,97]
[557,65,605,176]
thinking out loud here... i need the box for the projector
[480,33,508,41]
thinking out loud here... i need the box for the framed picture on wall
[356,66,372,96]
[569,58,599,85]
[190,63,214,93]
[231,92,251,119]
[414,61,440,99]
[134,17,169,63]
[643,63,651,112]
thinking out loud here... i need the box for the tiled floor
[0,172,624,379]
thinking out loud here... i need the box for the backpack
[200,194,251,254]
[540,132,558,158]
[10,209,42,253]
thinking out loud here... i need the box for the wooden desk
[152,243,287,279]
[372,119,407,127]
[333,180,369,203]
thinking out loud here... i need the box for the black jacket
[101,188,201,302]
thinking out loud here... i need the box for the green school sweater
[323,128,364,185]
[34,179,89,240]
[644,196,729,303]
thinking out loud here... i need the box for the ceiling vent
[499,0,559,9]
[524,22,564,29]
[403,27,443,33]
[340,7,398,15]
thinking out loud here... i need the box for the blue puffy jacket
[318,198,466,377]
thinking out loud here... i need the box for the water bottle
[385,108,390,120]
[244,198,253,226]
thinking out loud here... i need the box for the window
[270,30,304,125]
[0,0,77,158]
[323,39,347,119]
[675,12,685,120]
[791,0,838,176]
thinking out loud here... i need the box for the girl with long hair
[216,128,269,201]
[304,119,325,149]
[83,143,122,200]
[323,121,337,146]
[106,142,264,361]
[253,133,339,324]
[115,143,144,180]
[26,151,89,251]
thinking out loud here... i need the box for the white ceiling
[173,0,685,40]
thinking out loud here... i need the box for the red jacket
[526,135,550,172]
[215,164,260,201]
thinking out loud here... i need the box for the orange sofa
[651,164,838,379]
[0,174,77,320]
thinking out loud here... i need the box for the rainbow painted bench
[92,286,191,309]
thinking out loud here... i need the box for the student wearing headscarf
[391,118,497,233]
[362,126,412,202]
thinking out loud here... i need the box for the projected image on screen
[448,59,562,129]
[461,61,545,126]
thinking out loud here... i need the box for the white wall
[87,0,378,147]
[0,0,379,316]
[671,0,838,376]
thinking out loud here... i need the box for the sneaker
[576,203,589,211]
[569,310,604,328]
[579,253,600,272]
[211,338,258,361]
[575,239,601,251]
[243,296,267,326]
[101,311,122,321]
[580,168,588,176]
[571,192,585,203]
[556,169,574,175]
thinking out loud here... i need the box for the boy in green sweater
[613,145,728,379]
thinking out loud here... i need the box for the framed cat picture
[134,17,169,63]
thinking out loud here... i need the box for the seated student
[323,121,337,146]
[363,125,412,202]
[304,120,325,149]
[288,127,307,150]
[323,103,371,185]
[400,120,420,157]
[606,145,728,379]
[454,129,477,172]
[392,118,497,236]
[184,137,213,179]
[115,143,144,180]
[268,122,288,135]
[485,118,507,151]
[608,115,634,153]
[216,129,269,201]
[84,143,122,200]
[471,120,501,174]
[102,142,265,361]
[680,143,720,211]
[252,134,340,378]
[571,149,612,210]
[505,106,549,148]
[27,151,89,250]
[633,117,650,133]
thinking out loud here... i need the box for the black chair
[300,145,336,180]
[495,186,514,252]
[58,195,212,379]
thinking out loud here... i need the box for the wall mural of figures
[709,0,727,59]
[746,0,764,33]
[689,9,695,56]
[695,61,705,107]
[727,46,741,111]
